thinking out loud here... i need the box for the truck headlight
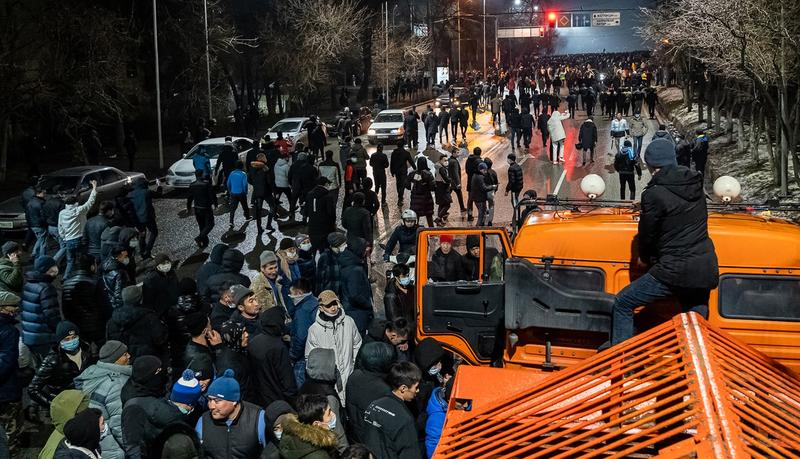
[368,129,376,135]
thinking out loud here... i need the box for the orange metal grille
[434,313,800,458]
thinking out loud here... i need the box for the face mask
[290,293,310,305]
[399,277,412,287]
[157,262,172,273]
[129,240,139,249]
[286,250,297,260]
[274,430,283,441]
[225,300,237,309]
[327,414,337,431]
[428,365,441,376]
[322,308,340,318]
[100,423,110,439]
[121,257,130,266]
[177,404,193,415]
[350,157,357,163]
[300,242,312,252]
[61,339,80,352]
[334,244,347,254]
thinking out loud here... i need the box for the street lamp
[203,0,212,121]
[152,0,164,169]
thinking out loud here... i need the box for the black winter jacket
[248,332,297,407]
[429,249,464,282]
[341,206,373,245]
[389,147,415,177]
[464,154,482,192]
[142,270,180,316]
[406,168,435,217]
[0,314,20,403]
[196,244,227,300]
[21,271,60,347]
[205,250,250,304]
[187,177,217,210]
[383,225,417,261]
[579,120,598,147]
[363,393,421,459]
[128,180,155,224]
[339,248,372,313]
[305,186,337,238]
[122,395,187,459]
[29,343,95,407]
[639,165,719,288]
[102,258,131,311]
[62,270,108,344]
[346,367,391,443]
[469,172,491,203]
[84,214,109,258]
[27,196,46,228]
[43,196,65,227]
[106,304,169,360]
[247,161,271,199]
[506,162,524,193]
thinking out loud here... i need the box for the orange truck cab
[414,199,800,374]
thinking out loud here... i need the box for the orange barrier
[435,312,800,458]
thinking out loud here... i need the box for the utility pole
[152,0,164,169]
[385,2,389,109]
[457,0,461,77]
[483,0,486,80]
[203,0,212,120]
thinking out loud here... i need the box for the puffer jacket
[84,214,109,258]
[106,304,169,360]
[21,270,60,347]
[629,117,649,138]
[196,244,227,300]
[0,257,22,294]
[0,313,20,403]
[248,160,271,198]
[62,270,107,344]
[383,225,417,261]
[274,158,290,188]
[305,310,362,405]
[102,257,131,311]
[74,362,132,459]
[205,249,250,304]
[406,163,435,217]
[338,243,373,332]
[28,342,95,407]
[425,387,448,458]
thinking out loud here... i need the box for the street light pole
[385,2,389,108]
[457,0,461,77]
[203,0,212,120]
[482,0,486,80]
[152,0,164,169]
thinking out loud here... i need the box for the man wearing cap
[21,255,61,360]
[196,368,267,459]
[74,340,132,459]
[229,284,265,337]
[29,321,95,408]
[429,235,463,282]
[106,285,169,361]
[609,140,719,346]
[0,291,22,456]
[251,250,289,314]
[306,290,362,405]
[0,241,22,295]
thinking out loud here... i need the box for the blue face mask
[399,277,412,287]
[327,413,337,431]
[61,339,80,352]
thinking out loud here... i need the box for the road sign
[497,27,545,38]
[557,13,571,28]
[592,12,620,26]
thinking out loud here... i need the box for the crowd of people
[0,51,718,459]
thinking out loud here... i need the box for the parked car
[435,86,468,112]
[0,166,146,233]
[367,109,406,145]
[261,117,309,147]
[165,137,253,188]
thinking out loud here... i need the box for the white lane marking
[552,169,567,195]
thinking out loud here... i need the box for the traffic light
[538,26,545,37]
[548,11,557,27]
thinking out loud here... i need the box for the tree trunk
[750,107,761,164]
[736,104,746,154]
[0,118,8,182]
[765,114,778,185]
[727,103,735,144]
[358,29,372,104]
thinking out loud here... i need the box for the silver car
[0,166,146,233]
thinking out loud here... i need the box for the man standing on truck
[609,139,719,346]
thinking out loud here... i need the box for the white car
[367,109,406,145]
[261,117,309,147]
[165,137,253,188]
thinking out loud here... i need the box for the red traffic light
[548,12,557,23]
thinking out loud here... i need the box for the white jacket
[305,311,362,405]
[274,158,290,188]
[547,111,569,142]
[58,188,97,242]
[611,118,629,134]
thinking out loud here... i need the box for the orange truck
[414,197,800,375]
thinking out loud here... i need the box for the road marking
[552,169,567,195]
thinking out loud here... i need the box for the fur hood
[281,413,337,450]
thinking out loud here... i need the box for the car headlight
[435,101,441,106]
[167,169,176,176]
[368,129,376,135]
[398,127,404,134]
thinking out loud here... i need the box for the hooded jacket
[579,119,598,147]
[248,307,297,407]
[29,342,95,407]
[58,189,97,242]
[40,390,90,459]
[306,185,337,238]
[301,348,349,452]
[0,313,20,403]
[74,362,132,459]
[247,160,271,199]
[346,342,394,443]
[639,165,719,289]
[102,257,131,311]
[62,269,106,344]
[196,244,227,300]
[305,310,362,405]
[128,179,155,224]
[290,294,319,362]
[341,204,372,245]
[425,387,448,458]
[278,414,337,459]
[406,158,435,217]
[21,270,60,346]
[383,225,418,261]
[205,249,250,304]
[338,243,373,326]
[106,303,168,360]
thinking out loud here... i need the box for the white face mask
[129,240,139,249]
[289,293,310,305]
[157,262,172,273]
[100,423,110,439]
[333,244,347,254]
[299,242,312,252]
[120,257,130,266]
[274,430,282,441]
[285,250,297,260]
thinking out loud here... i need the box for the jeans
[228,193,250,226]
[475,201,487,226]
[582,147,595,164]
[63,238,82,279]
[611,134,623,154]
[439,125,449,143]
[611,273,710,345]
[293,360,306,389]
[633,135,644,157]
[48,226,66,262]
[194,207,215,245]
[136,219,158,258]
[619,174,636,200]
[32,227,48,260]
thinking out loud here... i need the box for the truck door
[415,228,512,365]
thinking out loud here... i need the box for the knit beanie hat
[122,285,143,307]
[230,284,253,306]
[219,320,247,351]
[278,238,296,251]
[99,340,128,363]
[478,162,488,171]
[131,355,163,384]
[178,278,197,296]
[207,369,240,402]
[1,241,19,256]
[56,321,79,342]
[259,250,278,266]
[63,407,102,452]
[466,234,480,250]
[644,138,677,168]
[184,311,209,337]
[34,256,57,274]
[294,234,310,247]
[171,369,203,405]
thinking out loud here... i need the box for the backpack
[613,152,630,173]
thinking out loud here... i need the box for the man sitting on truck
[609,137,719,346]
